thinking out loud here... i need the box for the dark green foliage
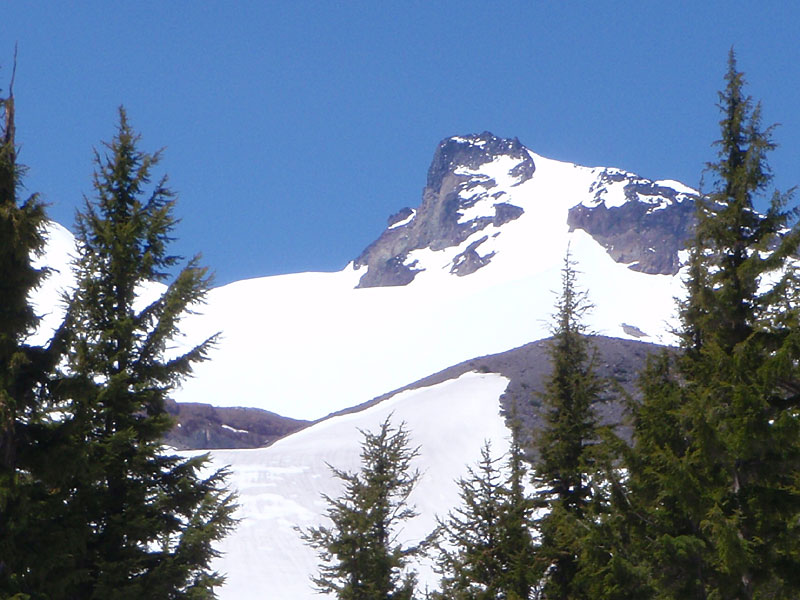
[433,430,538,600]
[40,109,237,599]
[0,73,47,490]
[300,417,425,600]
[589,352,705,600]
[612,50,800,599]
[680,55,800,599]
[0,73,73,598]
[531,253,606,600]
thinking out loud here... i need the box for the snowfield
[171,152,685,420]
[198,371,512,599]
[34,150,687,421]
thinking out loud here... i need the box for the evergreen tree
[502,425,540,600]
[0,65,75,598]
[433,431,538,600]
[532,252,606,600]
[54,108,237,599]
[435,443,508,600]
[300,416,425,600]
[0,62,46,504]
[677,49,800,599]
[611,50,800,599]
[585,351,703,600]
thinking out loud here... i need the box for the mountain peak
[353,132,533,287]
[352,133,702,288]
[426,132,535,190]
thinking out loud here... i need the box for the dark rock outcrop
[450,236,495,276]
[353,132,530,287]
[387,207,414,228]
[425,133,535,191]
[569,170,696,275]
[164,399,309,450]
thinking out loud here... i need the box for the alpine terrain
[34,132,700,598]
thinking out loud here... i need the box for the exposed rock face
[163,399,309,450]
[353,133,698,287]
[450,236,494,276]
[568,169,696,275]
[425,133,535,191]
[353,132,532,287]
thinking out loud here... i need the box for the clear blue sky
[4,2,799,285]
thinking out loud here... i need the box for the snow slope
[201,371,511,600]
[32,142,692,422]
[172,150,686,420]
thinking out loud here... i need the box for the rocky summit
[568,167,697,274]
[353,131,696,288]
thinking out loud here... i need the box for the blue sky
[4,2,799,285]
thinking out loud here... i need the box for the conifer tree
[677,49,800,599]
[532,252,606,600]
[0,63,46,499]
[56,108,236,599]
[585,351,702,600]
[433,431,538,600]
[502,426,540,600]
[435,443,508,600]
[0,66,74,597]
[612,50,800,599]
[300,417,425,600]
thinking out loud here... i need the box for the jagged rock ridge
[353,133,699,287]
[568,168,697,274]
[353,132,533,287]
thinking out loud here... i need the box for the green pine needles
[0,103,237,599]
[61,108,237,599]
[597,50,800,600]
[531,253,608,600]
[0,71,53,597]
[670,50,800,599]
[299,416,426,600]
[433,432,538,600]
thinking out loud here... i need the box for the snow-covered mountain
[33,132,699,598]
[166,132,693,421]
[36,133,693,423]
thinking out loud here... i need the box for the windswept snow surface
[175,152,685,419]
[201,371,512,600]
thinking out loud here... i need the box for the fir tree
[0,63,75,597]
[0,60,46,502]
[678,49,800,599]
[433,430,538,600]
[55,108,237,599]
[502,425,540,600]
[532,252,606,600]
[587,351,703,600]
[614,50,800,599]
[300,416,426,600]
[435,443,508,600]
